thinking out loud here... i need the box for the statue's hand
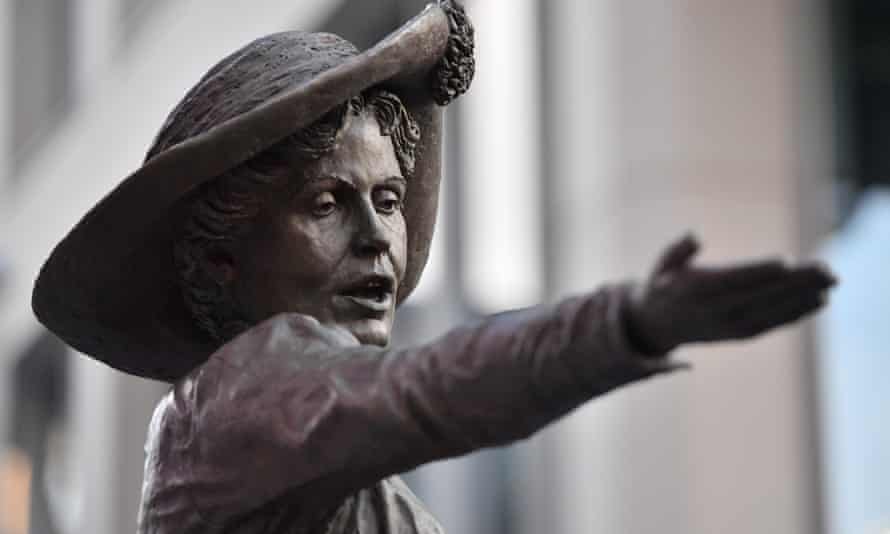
[625,234,836,354]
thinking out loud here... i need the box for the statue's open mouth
[336,275,394,312]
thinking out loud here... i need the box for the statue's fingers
[728,293,825,339]
[690,259,787,296]
[781,263,836,289]
[717,271,831,325]
[653,233,700,275]
[803,262,837,286]
[706,262,834,303]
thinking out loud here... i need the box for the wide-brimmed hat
[32,1,474,382]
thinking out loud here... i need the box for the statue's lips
[333,274,395,315]
[333,294,392,314]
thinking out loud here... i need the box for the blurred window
[11,0,71,175]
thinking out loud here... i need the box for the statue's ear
[202,244,236,286]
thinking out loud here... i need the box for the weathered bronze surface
[32,1,834,533]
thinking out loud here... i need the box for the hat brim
[33,4,454,381]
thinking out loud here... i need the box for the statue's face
[227,113,407,346]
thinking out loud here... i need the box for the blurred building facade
[0,1,862,534]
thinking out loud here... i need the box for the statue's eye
[374,189,403,215]
[311,192,337,218]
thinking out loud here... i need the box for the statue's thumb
[654,233,700,275]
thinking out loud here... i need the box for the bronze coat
[137,285,679,533]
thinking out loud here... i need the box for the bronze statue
[31,2,834,532]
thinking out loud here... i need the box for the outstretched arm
[143,284,675,529]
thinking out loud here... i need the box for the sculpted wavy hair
[173,89,420,343]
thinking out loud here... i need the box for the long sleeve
[138,284,682,532]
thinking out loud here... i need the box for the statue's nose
[353,204,391,257]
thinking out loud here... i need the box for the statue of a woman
[32,2,834,533]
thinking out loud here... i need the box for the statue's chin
[343,318,391,347]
